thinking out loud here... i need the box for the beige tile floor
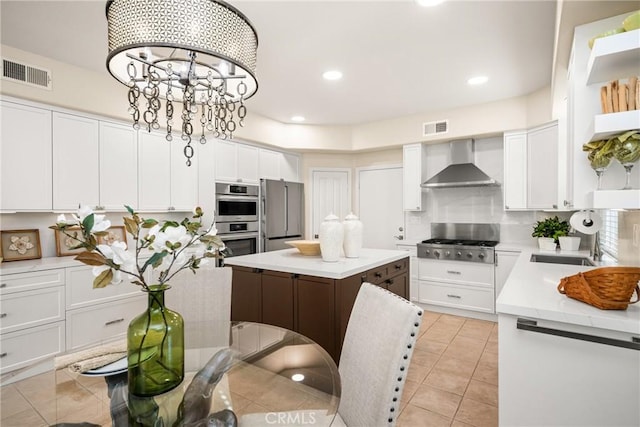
[0,312,497,426]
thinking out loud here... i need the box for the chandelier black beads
[106,0,258,166]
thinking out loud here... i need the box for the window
[600,210,618,259]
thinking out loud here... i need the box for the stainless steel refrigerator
[260,179,304,252]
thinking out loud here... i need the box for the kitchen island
[497,250,640,426]
[224,248,410,360]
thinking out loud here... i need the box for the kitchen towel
[54,339,127,373]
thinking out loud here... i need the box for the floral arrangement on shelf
[50,205,226,291]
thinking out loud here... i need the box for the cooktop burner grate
[421,238,499,247]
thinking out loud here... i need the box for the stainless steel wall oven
[215,183,260,258]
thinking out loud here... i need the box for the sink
[529,254,595,266]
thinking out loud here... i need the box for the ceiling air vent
[2,58,52,90]
[422,120,448,137]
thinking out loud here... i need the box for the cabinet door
[0,101,52,211]
[296,275,336,360]
[385,273,408,299]
[403,143,425,211]
[261,271,294,329]
[495,251,520,298]
[336,273,365,358]
[99,121,138,210]
[259,148,281,180]
[170,141,199,210]
[527,122,558,209]
[53,112,100,210]
[503,131,527,210]
[280,152,300,182]
[237,144,259,183]
[230,266,261,322]
[138,131,171,211]
[215,139,238,182]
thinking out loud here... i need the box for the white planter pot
[538,237,557,251]
[559,236,581,251]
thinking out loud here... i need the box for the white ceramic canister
[342,212,363,258]
[319,213,343,262]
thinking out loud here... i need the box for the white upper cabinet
[52,112,100,210]
[402,143,427,211]
[258,148,301,182]
[503,131,528,210]
[138,132,198,211]
[215,139,259,183]
[0,101,52,211]
[99,121,137,211]
[504,121,563,211]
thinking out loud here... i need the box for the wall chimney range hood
[421,139,499,188]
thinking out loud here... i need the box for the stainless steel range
[417,223,500,264]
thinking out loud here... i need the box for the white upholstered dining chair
[332,282,423,426]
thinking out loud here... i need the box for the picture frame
[0,229,42,262]
[54,226,87,257]
[97,226,128,247]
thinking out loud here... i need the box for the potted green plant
[532,216,570,250]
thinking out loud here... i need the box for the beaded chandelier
[106,0,258,166]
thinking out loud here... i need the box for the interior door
[311,169,351,239]
[358,166,404,249]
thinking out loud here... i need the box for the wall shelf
[587,110,640,142]
[589,189,640,209]
[587,29,640,85]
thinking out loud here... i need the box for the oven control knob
[425,249,430,256]
[456,251,462,258]
[478,252,486,259]
[466,252,473,259]
[445,251,451,257]
[434,250,440,258]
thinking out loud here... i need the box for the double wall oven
[215,183,259,257]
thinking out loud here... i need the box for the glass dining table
[1,321,341,426]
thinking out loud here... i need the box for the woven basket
[558,267,640,310]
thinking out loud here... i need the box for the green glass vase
[127,284,184,397]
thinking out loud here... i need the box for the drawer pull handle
[105,318,125,326]
[0,352,7,358]
[395,264,402,270]
[0,284,6,288]
[0,313,6,318]
[447,294,461,299]
[446,270,461,275]
[374,272,382,278]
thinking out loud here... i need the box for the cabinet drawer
[418,259,494,287]
[66,266,141,309]
[388,258,408,276]
[368,265,388,284]
[419,280,494,313]
[66,295,146,350]
[0,269,65,295]
[0,286,65,334]
[0,321,66,373]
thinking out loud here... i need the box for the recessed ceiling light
[291,373,305,382]
[416,0,445,7]
[322,70,343,81]
[291,116,305,122]
[467,75,489,86]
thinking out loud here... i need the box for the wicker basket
[558,267,640,310]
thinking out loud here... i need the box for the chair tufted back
[338,282,423,426]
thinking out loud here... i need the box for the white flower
[95,242,137,282]
[148,225,191,253]
[92,265,123,285]
[56,214,76,225]
[72,205,94,222]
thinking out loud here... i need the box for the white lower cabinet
[495,250,520,298]
[0,321,66,373]
[66,296,146,351]
[418,259,495,313]
[66,265,140,310]
[0,286,65,334]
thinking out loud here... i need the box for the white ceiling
[0,1,637,126]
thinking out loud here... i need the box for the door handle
[394,235,404,240]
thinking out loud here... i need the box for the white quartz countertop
[224,248,409,279]
[0,256,84,275]
[496,249,640,335]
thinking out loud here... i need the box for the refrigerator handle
[284,184,289,234]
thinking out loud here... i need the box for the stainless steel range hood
[421,139,499,188]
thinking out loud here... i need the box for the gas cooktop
[420,238,499,248]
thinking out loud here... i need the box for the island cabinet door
[230,266,262,323]
[295,275,336,361]
[261,271,294,330]
[384,272,408,299]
